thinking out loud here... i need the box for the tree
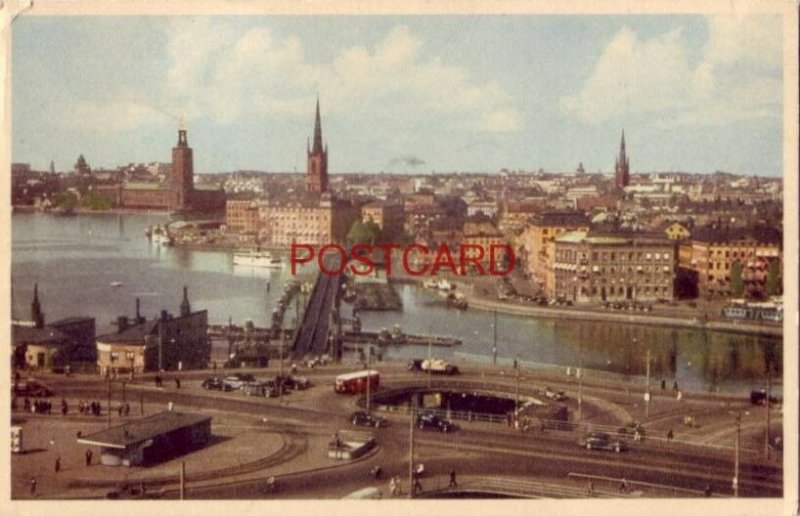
[347,220,381,245]
[765,259,782,296]
[730,260,744,298]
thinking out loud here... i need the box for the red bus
[334,370,380,394]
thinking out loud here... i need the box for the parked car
[350,410,388,428]
[223,373,256,390]
[617,421,646,440]
[201,377,234,392]
[13,380,53,397]
[243,382,278,397]
[578,432,627,453]
[407,359,424,372]
[275,373,311,390]
[416,412,458,433]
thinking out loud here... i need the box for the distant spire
[312,96,323,155]
[180,285,191,316]
[619,130,627,165]
[31,283,44,328]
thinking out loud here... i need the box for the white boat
[110,281,123,288]
[437,279,453,291]
[233,250,282,268]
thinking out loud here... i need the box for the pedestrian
[49,436,55,448]
[667,428,674,441]
[78,400,85,414]
[175,378,181,389]
[413,474,422,494]
[661,378,666,391]
[588,481,594,496]
[506,412,513,427]
[61,398,68,415]
[54,457,61,473]
[619,478,628,493]
[29,477,36,495]
[213,361,217,371]
[672,381,679,392]
[634,430,641,442]
[704,484,712,497]
[449,469,457,488]
[389,476,397,496]
[85,449,93,466]
[676,390,683,401]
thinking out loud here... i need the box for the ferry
[233,250,282,268]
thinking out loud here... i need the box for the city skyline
[13,15,784,175]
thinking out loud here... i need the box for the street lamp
[644,347,651,419]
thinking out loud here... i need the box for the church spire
[618,130,627,165]
[180,285,191,317]
[312,96,323,155]
[31,283,44,328]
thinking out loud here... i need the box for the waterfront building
[678,225,782,299]
[550,231,676,303]
[520,211,591,291]
[223,100,357,248]
[95,287,210,375]
[462,220,509,272]
[95,124,225,213]
[615,130,630,189]
[11,284,96,370]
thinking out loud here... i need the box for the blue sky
[12,15,784,175]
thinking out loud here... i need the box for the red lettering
[318,244,347,275]
[458,244,486,276]
[349,243,375,276]
[375,243,400,276]
[402,243,430,276]
[430,244,457,275]
[489,244,515,276]
[290,243,315,275]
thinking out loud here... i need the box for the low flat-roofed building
[77,411,212,467]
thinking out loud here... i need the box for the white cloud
[561,17,782,128]
[60,100,167,132]
[161,23,521,133]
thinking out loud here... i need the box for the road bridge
[291,253,344,359]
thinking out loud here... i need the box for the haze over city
[12,15,783,175]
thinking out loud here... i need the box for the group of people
[117,403,132,417]
[78,400,104,416]
[21,398,53,414]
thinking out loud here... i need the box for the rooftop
[77,411,212,449]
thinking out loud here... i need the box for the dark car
[275,374,310,391]
[350,410,388,428]
[407,359,424,372]
[416,412,458,433]
[750,389,779,405]
[578,431,627,453]
[202,377,234,392]
[13,380,53,397]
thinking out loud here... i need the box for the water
[11,212,782,394]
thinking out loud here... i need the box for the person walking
[389,476,397,496]
[660,378,666,391]
[449,469,457,488]
[29,477,36,495]
[667,428,674,442]
[413,474,422,494]
[54,457,61,473]
[85,449,93,467]
[175,378,181,389]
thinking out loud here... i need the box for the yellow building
[679,226,782,298]
[664,222,691,241]
[520,211,591,292]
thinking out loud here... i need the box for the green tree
[730,260,744,298]
[347,220,381,245]
[765,259,782,296]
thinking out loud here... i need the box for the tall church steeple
[307,97,329,194]
[615,130,630,189]
[180,285,191,317]
[31,283,44,328]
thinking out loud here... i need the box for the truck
[334,370,380,394]
[420,358,459,375]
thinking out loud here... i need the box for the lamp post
[515,356,520,418]
[734,410,741,497]
[645,347,651,419]
[577,343,583,423]
[492,310,498,367]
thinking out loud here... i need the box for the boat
[110,281,123,288]
[437,279,453,291]
[233,250,282,268]
[423,279,438,289]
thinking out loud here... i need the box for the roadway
[32,364,783,499]
[291,252,343,358]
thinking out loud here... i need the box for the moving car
[201,377,234,392]
[350,410,388,428]
[542,387,567,401]
[222,373,256,390]
[416,412,458,433]
[578,432,627,453]
[750,389,779,405]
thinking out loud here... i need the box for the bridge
[291,253,344,359]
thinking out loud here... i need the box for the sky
[11,14,784,176]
